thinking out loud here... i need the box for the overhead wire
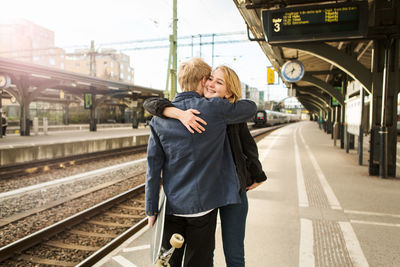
[0,31,247,57]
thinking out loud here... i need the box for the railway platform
[95,121,400,267]
[0,125,150,166]
[0,123,258,167]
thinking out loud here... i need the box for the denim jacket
[144,97,267,194]
[145,92,257,215]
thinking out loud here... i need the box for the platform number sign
[262,1,368,44]
[272,18,282,33]
[84,93,92,109]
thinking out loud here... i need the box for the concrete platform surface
[94,121,400,267]
[0,127,150,166]
[0,126,150,149]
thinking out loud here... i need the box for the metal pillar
[63,103,70,125]
[358,88,364,165]
[19,81,31,136]
[369,37,398,178]
[132,111,138,129]
[89,40,96,77]
[368,0,400,177]
[378,40,391,178]
[212,34,215,67]
[333,106,340,146]
[340,77,347,150]
[165,0,178,100]
[89,88,96,131]
[339,105,345,149]
[20,101,30,136]
[327,109,332,135]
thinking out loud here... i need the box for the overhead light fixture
[108,86,119,90]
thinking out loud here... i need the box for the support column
[63,103,70,125]
[358,88,364,165]
[89,88,96,131]
[132,110,138,129]
[120,105,126,123]
[369,38,399,177]
[18,78,31,136]
[326,109,332,134]
[20,100,31,136]
[340,77,347,149]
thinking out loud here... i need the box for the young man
[145,58,256,267]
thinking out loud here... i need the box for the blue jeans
[219,191,249,267]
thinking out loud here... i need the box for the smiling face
[204,68,232,100]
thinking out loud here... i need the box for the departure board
[262,2,368,44]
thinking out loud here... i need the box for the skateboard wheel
[170,233,184,248]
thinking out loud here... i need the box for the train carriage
[254,110,299,127]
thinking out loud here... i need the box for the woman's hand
[246,181,263,191]
[148,215,156,228]
[179,109,207,134]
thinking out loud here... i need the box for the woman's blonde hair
[178,58,212,92]
[215,65,242,103]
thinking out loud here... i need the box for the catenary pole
[170,0,178,100]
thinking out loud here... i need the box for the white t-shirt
[173,209,214,217]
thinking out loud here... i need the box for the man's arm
[145,124,165,224]
[215,99,257,124]
[143,97,207,133]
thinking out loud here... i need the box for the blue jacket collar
[173,91,201,101]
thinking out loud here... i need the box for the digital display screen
[262,2,368,44]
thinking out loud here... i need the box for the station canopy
[233,0,395,114]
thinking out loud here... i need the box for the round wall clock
[281,60,305,83]
[0,74,11,89]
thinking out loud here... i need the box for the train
[253,110,300,127]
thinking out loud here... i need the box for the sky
[3,0,289,101]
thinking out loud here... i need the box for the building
[0,19,134,83]
[0,18,56,65]
[241,82,263,109]
[65,48,134,83]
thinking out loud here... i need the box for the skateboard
[150,187,184,267]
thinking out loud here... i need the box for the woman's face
[204,69,232,99]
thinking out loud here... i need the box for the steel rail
[250,125,284,138]
[76,217,148,267]
[0,183,145,263]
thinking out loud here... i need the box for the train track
[0,144,148,179]
[0,183,147,267]
[251,124,285,141]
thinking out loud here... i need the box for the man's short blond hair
[178,58,211,92]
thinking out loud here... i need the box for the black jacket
[143,97,267,193]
